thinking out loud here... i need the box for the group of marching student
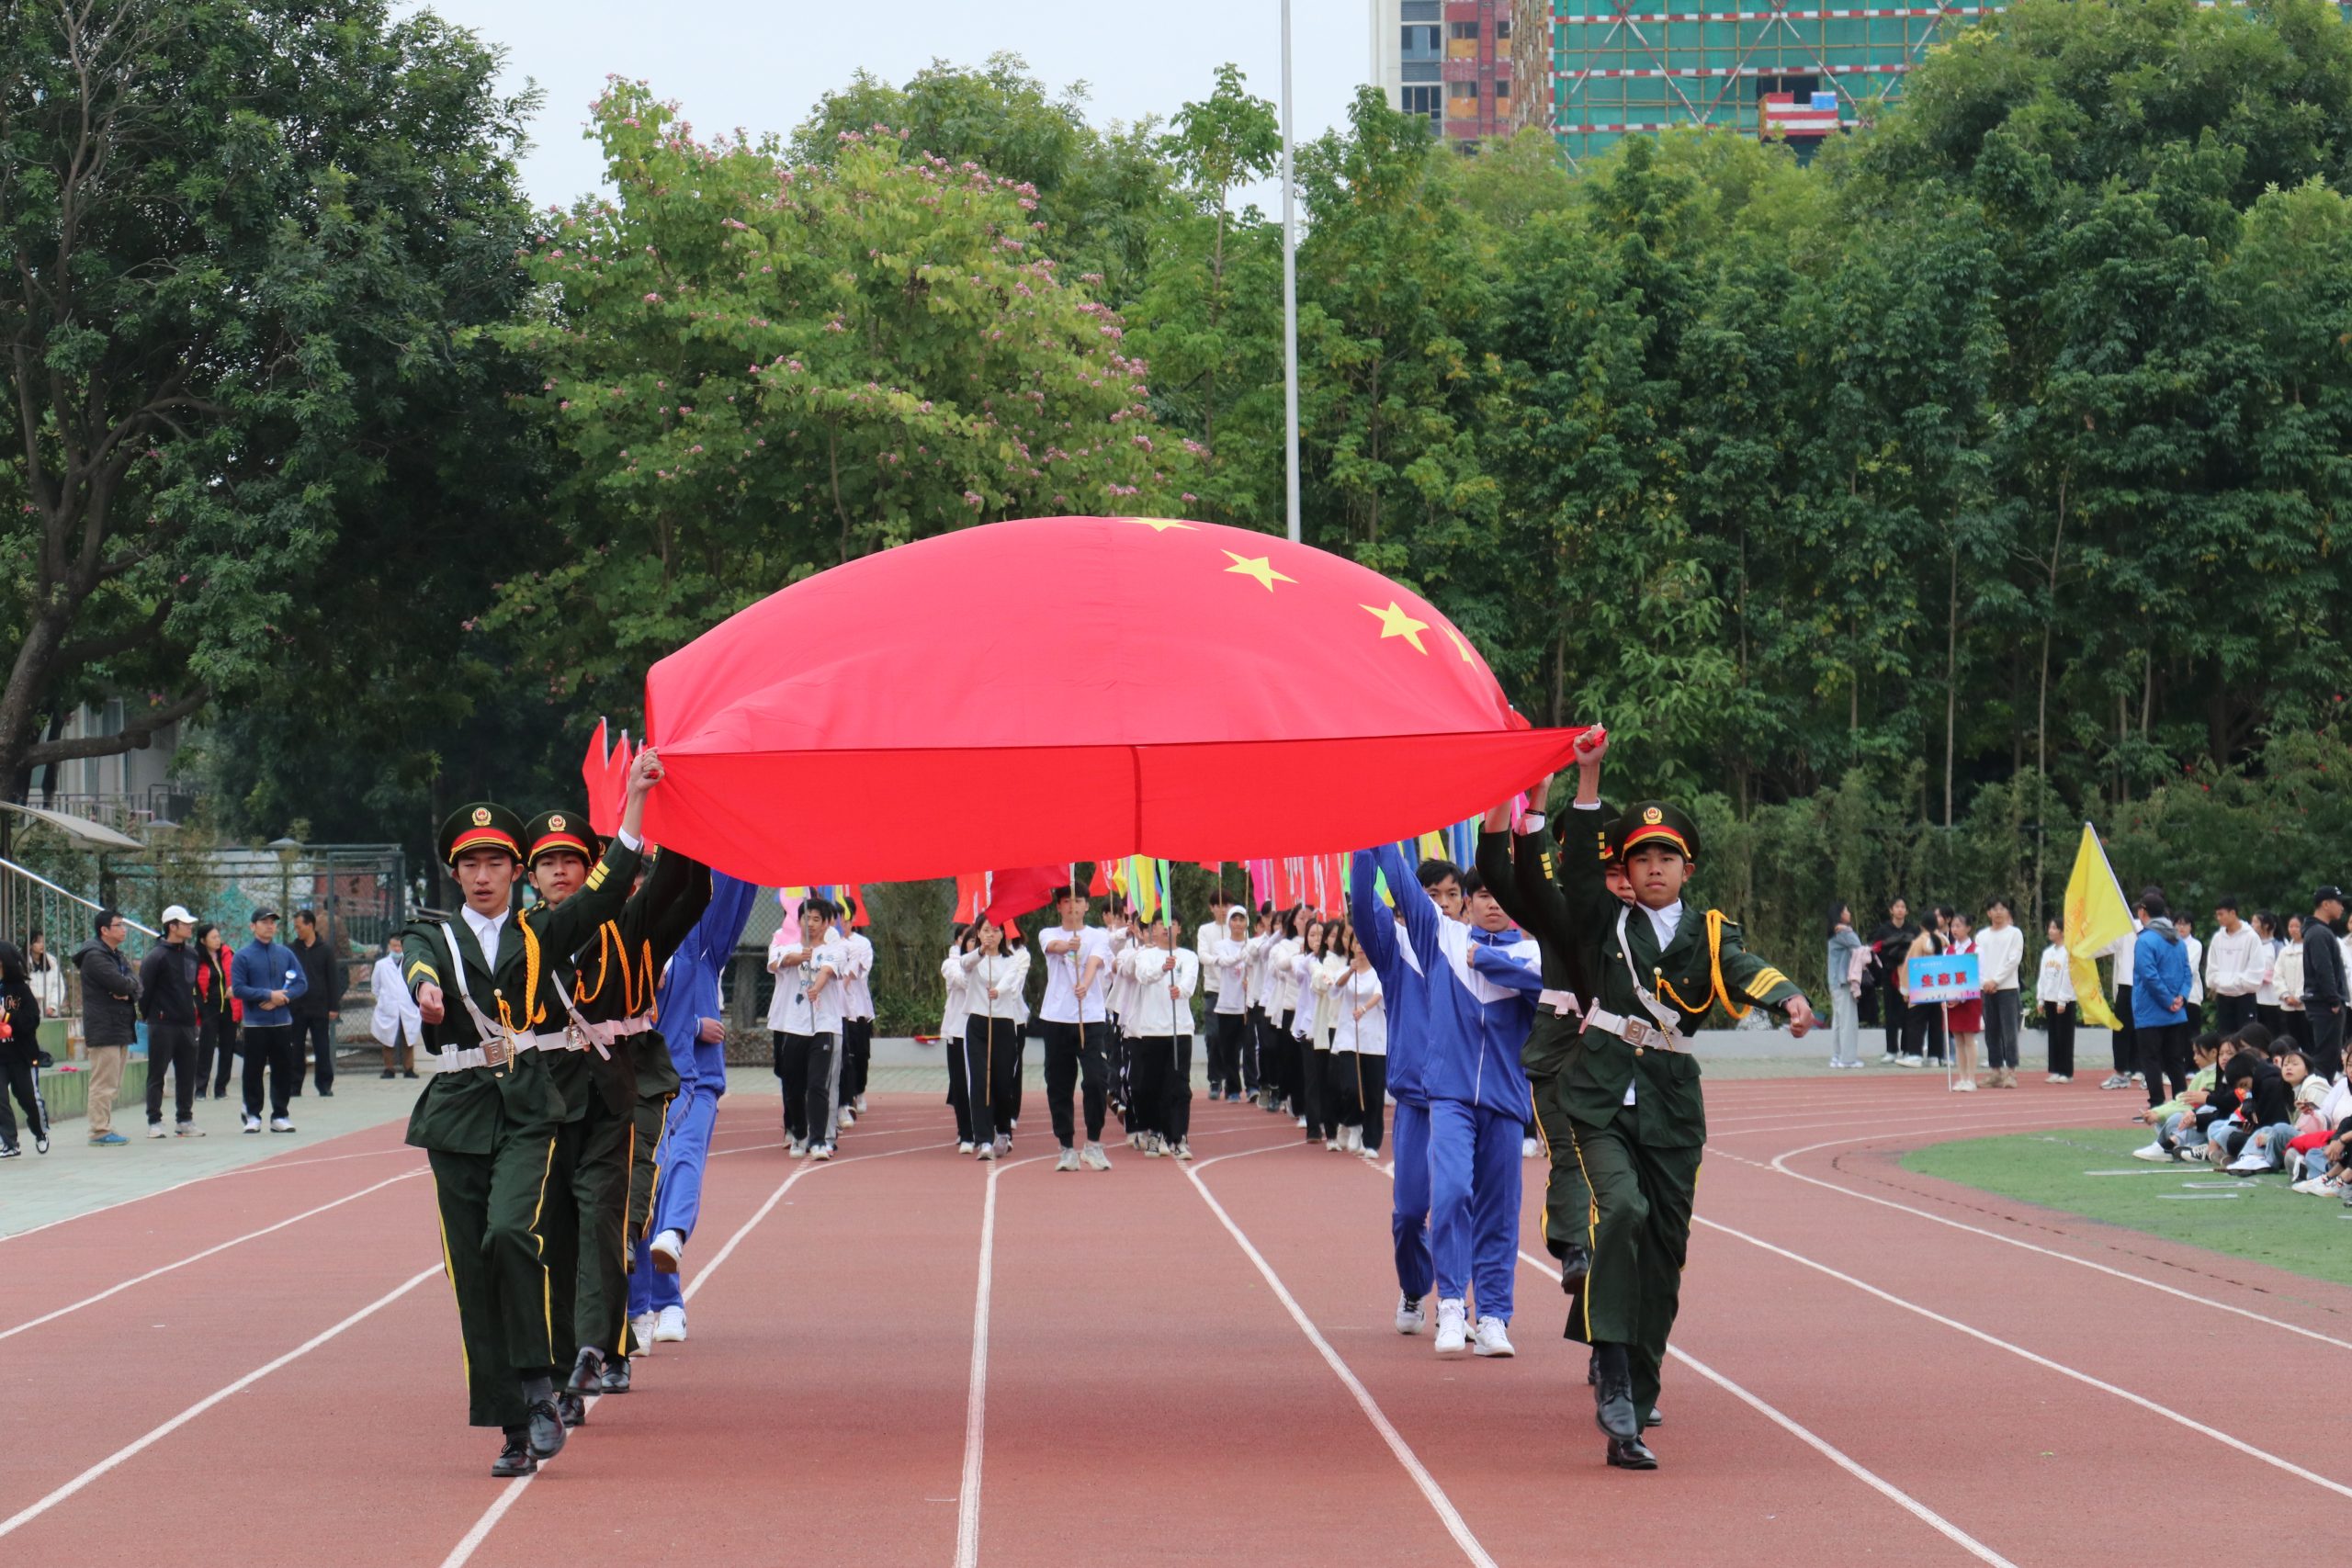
[934,890,1392,1166]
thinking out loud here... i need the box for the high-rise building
[1539,1,2352,165]
[1374,0,1516,147]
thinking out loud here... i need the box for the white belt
[582,1015,656,1047]
[1538,988,1583,1019]
[424,1030,577,1074]
[1584,1007,1686,1052]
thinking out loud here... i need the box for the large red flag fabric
[640,515,1588,885]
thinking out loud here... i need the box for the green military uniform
[1514,799,1804,1439]
[403,804,642,1438]
[544,829,709,1376]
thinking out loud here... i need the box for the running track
[7,1072,2352,1567]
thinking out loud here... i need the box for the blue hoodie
[1352,849,1430,1106]
[2132,919,2192,1031]
[1373,840,1540,1117]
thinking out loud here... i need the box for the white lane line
[1695,1213,2352,1502]
[952,1152,1052,1568]
[0,1265,441,1540]
[1,1171,424,1343]
[438,1133,956,1568]
[1510,1245,2019,1568]
[1187,1142,1501,1568]
[1743,1122,2352,1355]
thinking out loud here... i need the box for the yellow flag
[2063,823,2133,1031]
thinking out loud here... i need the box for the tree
[487,81,1184,719]
[0,0,537,807]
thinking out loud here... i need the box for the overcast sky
[409,0,1375,212]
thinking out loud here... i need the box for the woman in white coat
[940,925,979,1151]
[959,920,1030,1161]
[1334,930,1387,1157]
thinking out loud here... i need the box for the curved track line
[0,1169,424,1343]
[1746,1120,2352,1356]
[952,1152,1054,1568]
[437,1131,956,1568]
[1189,1140,1501,1568]
[0,1265,442,1540]
[1694,1213,2352,1502]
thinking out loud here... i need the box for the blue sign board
[1906,952,1981,1006]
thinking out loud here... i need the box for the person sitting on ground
[2210,1048,2292,1169]
[2132,1032,2224,1163]
[2230,1051,2326,1174]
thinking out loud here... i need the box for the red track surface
[9,1074,2352,1567]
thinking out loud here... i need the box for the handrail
[0,854,160,937]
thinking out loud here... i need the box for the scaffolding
[1548,1,2352,164]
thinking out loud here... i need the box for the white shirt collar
[1644,900,1684,948]
[460,902,508,954]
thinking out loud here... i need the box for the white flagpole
[1282,0,1301,545]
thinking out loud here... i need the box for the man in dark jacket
[74,909,141,1145]
[2303,886,2346,1081]
[289,908,345,1097]
[141,906,204,1137]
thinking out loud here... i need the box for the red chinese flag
[582,719,634,838]
[639,516,1589,883]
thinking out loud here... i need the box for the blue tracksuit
[629,872,759,1317]
[1375,841,1539,1321]
[1352,850,1432,1303]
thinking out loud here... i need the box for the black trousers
[2213,993,2256,1033]
[1207,1011,1248,1097]
[1352,1054,1387,1153]
[1876,985,1904,1058]
[1327,1049,1360,1134]
[963,1014,1022,1148]
[2307,1003,2346,1082]
[1042,1019,1109,1147]
[2041,1002,2075,1077]
[842,1017,873,1103]
[1242,1007,1269,1094]
[1130,1034,1172,1142]
[145,1021,198,1125]
[0,1047,47,1147]
[774,1031,839,1146]
[241,1024,298,1120]
[1902,1001,1946,1062]
[944,1028,972,1144]
[1167,1034,1194,1143]
[292,1011,334,1091]
[2111,985,2136,1076]
[2138,1020,2191,1106]
[198,1012,237,1097]
[2256,1003,2285,1040]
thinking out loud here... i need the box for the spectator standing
[1898,908,1951,1066]
[1978,898,2025,1089]
[0,940,50,1156]
[231,908,307,1134]
[288,908,343,1097]
[2301,887,2346,1080]
[2100,902,2145,1090]
[370,935,422,1079]
[2036,919,2077,1083]
[1946,912,1984,1090]
[2177,915,2205,1035]
[2206,900,2264,1034]
[1826,903,1863,1069]
[2131,895,2193,1106]
[1868,899,1918,1064]
[193,924,239,1099]
[74,909,141,1146]
[2278,915,2311,1048]
[139,906,204,1137]
[25,931,65,1016]
[2253,912,2286,1038]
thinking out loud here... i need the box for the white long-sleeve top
[1335,966,1385,1055]
[959,947,1031,1023]
[2206,923,2265,998]
[1267,937,1304,1016]
[2257,937,2284,1007]
[768,932,847,1035]
[2184,934,2205,1006]
[369,953,422,1048]
[1212,934,1252,1015]
[1194,921,1226,999]
[2279,942,2307,1010]
[939,947,973,1037]
[2109,920,2142,989]
[1977,923,2025,992]
[837,929,876,1021]
[1118,945,1198,1037]
[1244,931,1277,1011]
[1297,953,1345,1050]
[2035,943,2075,1006]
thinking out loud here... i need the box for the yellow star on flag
[1360,600,1430,654]
[1442,626,1477,664]
[1122,516,1197,533]
[1222,550,1295,592]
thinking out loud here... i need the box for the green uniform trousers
[1528,1074,1594,1259]
[428,1137,561,1429]
[1557,1110,1702,1418]
[543,1096,635,1371]
[627,1091,673,1245]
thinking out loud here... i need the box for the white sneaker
[837,1107,856,1128]
[1521,1136,1539,1158]
[1080,1143,1112,1171]
[1295,1115,1307,1129]
[146,1123,166,1139]
[853,1095,867,1113]
[652,1305,688,1343]
[788,1138,808,1157]
[243,1114,260,1134]
[2226,1155,2270,1174]
[977,1142,998,1162]
[1395,1294,1427,1335]
[2130,1141,2174,1163]
[1472,1316,1515,1358]
[1343,1126,1363,1152]
[1951,1078,1977,1092]
[957,1141,975,1155]
[2048,1074,2072,1084]
[1144,1135,1164,1158]
[629,1310,659,1350]
[1880,1053,1898,1065]
[175,1122,204,1138]
[1325,1136,1341,1151]
[1896,1056,1922,1067]
[1055,1147,1081,1172]
[812,1143,835,1161]
[649,1229,684,1274]
[1173,1140,1193,1161]
[269,1116,295,1133]
[1432,1299,1469,1356]
[2292,1178,2330,1195]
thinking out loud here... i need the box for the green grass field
[1902,1125,2352,1290]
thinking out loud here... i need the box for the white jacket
[1267,938,1304,1016]
[1297,953,1345,1050]
[369,953,421,1048]
[940,946,973,1037]
[1335,966,1385,1055]
[959,947,1030,1024]
[837,930,876,1021]
[2205,923,2266,998]
[2034,944,2075,1006]
[1195,921,1227,998]
[1977,923,2025,992]
[1118,945,1198,1037]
